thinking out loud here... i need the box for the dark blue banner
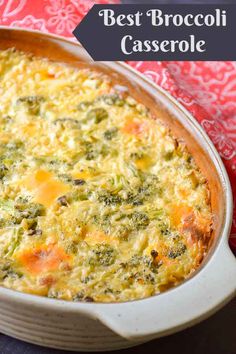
[73,5,236,61]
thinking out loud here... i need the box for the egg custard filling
[0,49,212,302]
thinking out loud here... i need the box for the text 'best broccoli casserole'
[0,49,212,302]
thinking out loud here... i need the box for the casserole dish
[0,28,235,351]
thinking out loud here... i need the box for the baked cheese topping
[0,49,212,302]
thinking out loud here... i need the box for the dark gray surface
[0,298,235,354]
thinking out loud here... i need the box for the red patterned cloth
[0,0,235,251]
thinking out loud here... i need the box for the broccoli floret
[58,173,73,183]
[167,244,187,259]
[159,222,171,236]
[113,224,131,240]
[0,198,15,213]
[128,271,155,284]
[0,262,22,281]
[97,93,125,106]
[98,191,122,206]
[92,214,111,232]
[104,127,118,140]
[0,199,44,229]
[89,244,116,266]
[129,212,149,229]
[128,254,152,267]
[84,142,110,160]
[54,117,80,129]
[124,254,160,276]
[122,255,158,284]
[73,291,94,302]
[0,164,8,179]
[12,202,45,225]
[86,108,108,123]
[6,140,24,151]
[16,96,45,115]
[138,174,160,196]
[125,192,143,206]
[77,101,93,111]
[14,202,45,219]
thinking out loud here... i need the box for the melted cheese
[22,170,70,207]
[0,49,212,303]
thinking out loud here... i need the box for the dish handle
[95,243,236,341]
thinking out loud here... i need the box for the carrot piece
[122,119,147,136]
[34,179,69,207]
[170,204,193,227]
[24,169,52,190]
[23,170,69,207]
[19,245,70,275]
[34,170,52,183]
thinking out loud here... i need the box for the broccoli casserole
[0,49,212,302]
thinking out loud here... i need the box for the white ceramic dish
[0,28,235,352]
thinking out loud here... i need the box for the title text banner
[73,5,236,61]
